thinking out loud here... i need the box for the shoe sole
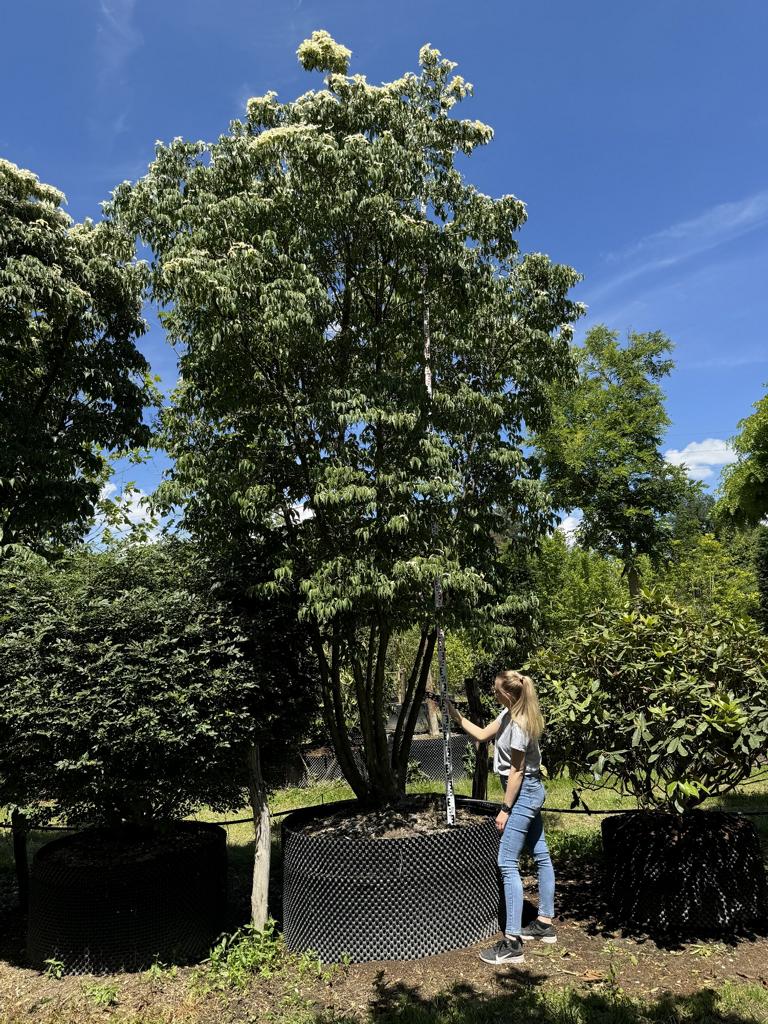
[520,934,557,943]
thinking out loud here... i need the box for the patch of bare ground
[1,852,767,1023]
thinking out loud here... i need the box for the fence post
[11,808,29,911]
[464,678,489,801]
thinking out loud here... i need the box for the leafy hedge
[0,543,316,826]
[532,595,768,811]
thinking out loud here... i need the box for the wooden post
[247,744,271,929]
[11,808,29,911]
[464,678,489,801]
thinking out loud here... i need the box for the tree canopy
[533,326,692,596]
[112,32,582,804]
[0,160,156,555]
[717,389,768,528]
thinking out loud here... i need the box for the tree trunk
[247,744,271,929]
[11,808,29,912]
[464,678,489,801]
[755,526,768,632]
[426,670,440,737]
[627,563,641,599]
[393,630,437,792]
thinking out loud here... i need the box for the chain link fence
[265,734,475,790]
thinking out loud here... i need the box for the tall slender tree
[113,32,582,805]
[0,160,155,555]
[533,325,691,597]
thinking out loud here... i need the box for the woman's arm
[495,749,525,833]
[438,699,501,743]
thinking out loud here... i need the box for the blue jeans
[497,775,555,936]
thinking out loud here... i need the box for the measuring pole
[422,265,457,826]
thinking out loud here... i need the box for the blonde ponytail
[495,670,544,740]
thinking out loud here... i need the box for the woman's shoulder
[509,718,534,745]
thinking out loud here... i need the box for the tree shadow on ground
[316,973,768,1023]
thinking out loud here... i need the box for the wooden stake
[247,744,271,929]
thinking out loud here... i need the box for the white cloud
[587,190,768,306]
[664,438,737,481]
[89,483,161,545]
[557,513,581,547]
[97,0,141,79]
[93,0,142,141]
[615,191,768,265]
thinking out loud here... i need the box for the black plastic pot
[601,810,768,933]
[26,821,227,974]
[282,795,503,962]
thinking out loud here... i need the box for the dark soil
[297,800,484,839]
[36,822,221,869]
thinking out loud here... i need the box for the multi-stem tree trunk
[247,744,271,929]
[313,618,436,806]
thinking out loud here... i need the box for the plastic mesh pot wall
[601,811,768,933]
[26,822,227,974]
[282,796,503,962]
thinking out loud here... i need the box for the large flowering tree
[113,32,582,806]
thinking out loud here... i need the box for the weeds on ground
[193,918,283,992]
[143,958,178,989]
[42,958,65,980]
[688,941,728,958]
[81,980,119,1007]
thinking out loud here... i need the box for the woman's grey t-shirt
[492,710,542,777]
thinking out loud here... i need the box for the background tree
[717,389,768,528]
[533,326,691,597]
[667,486,716,544]
[756,526,768,631]
[113,32,582,806]
[0,160,155,555]
[651,533,759,622]
[716,389,768,633]
[527,531,625,641]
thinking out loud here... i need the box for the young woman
[444,670,556,965]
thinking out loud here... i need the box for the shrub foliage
[0,544,315,826]
[532,595,768,812]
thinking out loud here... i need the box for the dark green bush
[531,595,768,812]
[0,543,316,826]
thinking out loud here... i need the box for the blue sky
[3,1,767,519]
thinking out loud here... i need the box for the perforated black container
[26,821,227,974]
[602,810,768,934]
[282,795,503,962]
